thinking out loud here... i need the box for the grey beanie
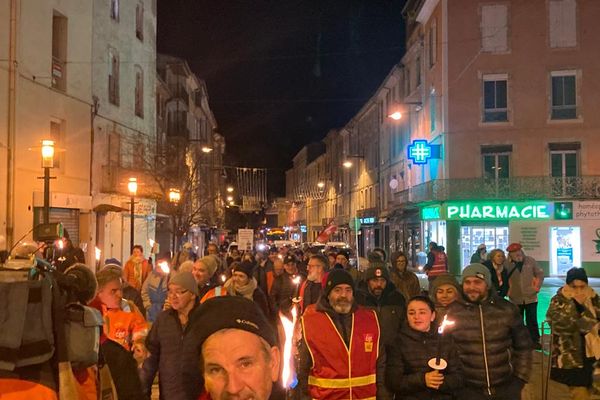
[199,256,219,277]
[462,263,492,287]
[169,271,199,296]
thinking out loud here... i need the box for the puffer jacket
[270,271,305,315]
[141,270,168,323]
[386,324,463,400]
[547,285,600,371]
[140,305,203,400]
[446,293,532,391]
[355,281,406,345]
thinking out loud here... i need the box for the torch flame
[158,261,170,274]
[438,315,455,334]
[220,274,227,283]
[279,305,298,388]
[57,239,64,250]
[95,247,101,261]
[292,276,301,285]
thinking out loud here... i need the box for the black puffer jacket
[140,305,204,400]
[446,293,532,390]
[355,281,406,345]
[386,324,462,400]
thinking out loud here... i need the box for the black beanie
[232,260,255,278]
[194,296,277,348]
[364,264,390,282]
[324,269,354,297]
[566,267,588,285]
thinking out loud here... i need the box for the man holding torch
[297,269,389,400]
[446,263,532,399]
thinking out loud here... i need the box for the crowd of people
[2,238,600,400]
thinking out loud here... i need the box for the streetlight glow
[201,146,213,153]
[168,188,181,204]
[226,186,234,193]
[388,111,402,120]
[317,181,325,189]
[127,177,138,195]
[227,195,234,202]
[343,161,353,168]
[41,139,55,168]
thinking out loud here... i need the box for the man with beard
[447,264,532,399]
[355,264,406,345]
[298,254,329,313]
[297,269,387,400]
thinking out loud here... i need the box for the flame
[279,305,298,388]
[220,274,226,283]
[149,239,155,247]
[438,315,455,334]
[95,247,101,261]
[57,239,64,250]
[292,276,301,286]
[158,261,170,274]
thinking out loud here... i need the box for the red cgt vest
[428,250,448,277]
[301,307,380,400]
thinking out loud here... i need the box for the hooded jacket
[446,291,532,391]
[386,323,463,400]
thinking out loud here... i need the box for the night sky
[157,0,407,197]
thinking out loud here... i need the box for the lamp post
[41,139,55,224]
[128,177,138,253]
[168,188,181,254]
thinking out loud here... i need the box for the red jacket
[301,307,380,400]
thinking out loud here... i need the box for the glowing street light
[226,195,234,202]
[317,181,325,189]
[201,146,213,153]
[388,111,402,120]
[40,139,55,224]
[168,188,181,204]
[226,186,234,193]
[343,161,353,168]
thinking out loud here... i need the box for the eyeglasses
[167,289,189,298]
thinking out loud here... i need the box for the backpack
[64,303,103,369]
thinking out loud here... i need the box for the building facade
[0,0,94,255]
[286,0,600,276]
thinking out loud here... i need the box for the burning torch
[279,275,303,392]
[428,315,455,371]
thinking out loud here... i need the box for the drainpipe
[6,0,18,247]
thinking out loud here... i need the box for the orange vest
[301,307,379,400]
[200,286,228,303]
[428,250,448,277]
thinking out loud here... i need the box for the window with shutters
[51,12,67,91]
[135,3,144,41]
[134,66,144,118]
[108,49,119,106]
[551,70,577,120]
[110,0,119,21]
[480,4,508,53]
[549,0,576,48]
[429,19,437,67]
[482,74,508,122]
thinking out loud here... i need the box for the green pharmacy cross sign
[422,201,553,221]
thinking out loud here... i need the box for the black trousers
[458,377,524,400]
[519,302,540,343]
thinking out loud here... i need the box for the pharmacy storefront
[421,201,600,277]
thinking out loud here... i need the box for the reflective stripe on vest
[429,251,447,276]
[308,373,376,388]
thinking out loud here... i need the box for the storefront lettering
[446,203,551,220]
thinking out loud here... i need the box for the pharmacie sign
[422,201,553,221]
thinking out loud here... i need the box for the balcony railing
[400,176,600,204]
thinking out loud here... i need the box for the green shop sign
[422,201,553,221]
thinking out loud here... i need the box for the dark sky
[157,0,407,197]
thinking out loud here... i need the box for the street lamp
[128,177,138,253]
[317,181,325,189]
[388,111,402,120]
[41,139,55,224]
[201,146,213,153]
[168,188,181,253]
[226,186,234,193]
[343,160,353,168]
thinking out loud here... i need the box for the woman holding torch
[386,296,462,400]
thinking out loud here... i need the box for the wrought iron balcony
[403,176,600,204]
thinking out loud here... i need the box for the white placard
[238,229,254,252]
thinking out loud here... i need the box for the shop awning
[93,204,128,213]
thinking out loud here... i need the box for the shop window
[550,226,581,275]
[483,74,508,122]
[551,71,577,120]
[461,225,509,269]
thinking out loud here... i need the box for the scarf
[561,284,600,359]
[224,277,257,301]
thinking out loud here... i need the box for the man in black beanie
[297,269,387,399]
[195,296,281,400]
